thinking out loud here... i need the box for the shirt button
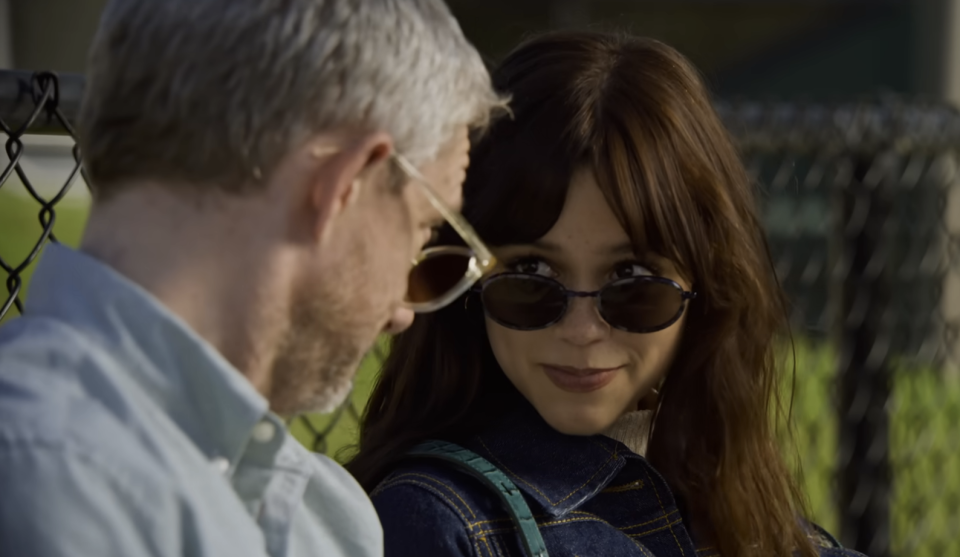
[211,457,230,475]
[251,420,276,443]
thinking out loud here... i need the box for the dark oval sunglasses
[472,273,697,334]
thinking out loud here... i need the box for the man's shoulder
[298,443,382,524]
[0,315,167,488]
[288,448,383,557]
[0,314,119,418]
[0,314,268,556]
[0,313,123,388]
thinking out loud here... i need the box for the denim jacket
[371,402,865,557]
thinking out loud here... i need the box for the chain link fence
[718,98,960,557]
[2,70,959,557]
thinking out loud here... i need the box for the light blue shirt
[0,243,382,557]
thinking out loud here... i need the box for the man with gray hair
[0,0,504,556]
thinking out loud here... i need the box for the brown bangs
[591,107,705,285]
[458,49,586,247]
[464,31,716,288]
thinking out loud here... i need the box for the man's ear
[305,131,394,243]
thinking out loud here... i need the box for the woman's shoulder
[370,460,513,557]
[804,521,870,556]
[372,459,498,524]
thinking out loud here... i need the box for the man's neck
[79,183,292,395]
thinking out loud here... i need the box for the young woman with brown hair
[347,31,863,557]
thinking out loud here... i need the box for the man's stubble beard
[268,189,412,417]
[268,265,380,417]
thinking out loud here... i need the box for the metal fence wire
[2,70,959,557]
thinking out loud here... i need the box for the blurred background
[2,1,960,556]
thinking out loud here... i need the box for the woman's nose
[554,295,609,346]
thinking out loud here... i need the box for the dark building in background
[1,1,949,99]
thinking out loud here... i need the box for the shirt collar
[464,399,630,517]
[25,243,269,466]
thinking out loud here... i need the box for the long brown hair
[348,32,814,557]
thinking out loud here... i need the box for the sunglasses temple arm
[393,155,495,270]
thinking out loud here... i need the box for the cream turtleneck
[602,409,654,456]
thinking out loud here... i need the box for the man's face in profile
[268,127,471,416]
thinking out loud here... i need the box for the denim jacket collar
[464,400,633,518]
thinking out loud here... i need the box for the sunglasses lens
[406,251,472,304]
[481,275,566,329]
[600,279,685,333]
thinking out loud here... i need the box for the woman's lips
[542,365,620,393]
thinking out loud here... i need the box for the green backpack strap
[407,440,549,557]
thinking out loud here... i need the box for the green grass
[288,337,387,461]
[779,338,841,534]
[0,188,90,322]
[778,339,960,555]
[890,366,960,556]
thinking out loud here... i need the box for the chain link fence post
[837,153,893,557]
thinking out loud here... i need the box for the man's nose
[382,306,415,335]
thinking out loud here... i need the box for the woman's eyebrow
[495,239,563,253]
[501,240,642,258]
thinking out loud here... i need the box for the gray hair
[79,0,506,195]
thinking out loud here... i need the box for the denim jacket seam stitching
[474,515,601,536]
[634,541,656,557]
[474,527,516,537]
[472,537,485,557]
[472,516,520,528]
[626,516,685,538]
[478,534,495,557]
[641,466,687,555]
[619,508,679,531]
[603,479,645,493]
[623,530,657,557]
[551,452,620,506]
[471,509,593,528]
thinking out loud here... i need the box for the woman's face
[485,167,690,435]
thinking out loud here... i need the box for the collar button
[211,456,230,475]
[252,420,277,443]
